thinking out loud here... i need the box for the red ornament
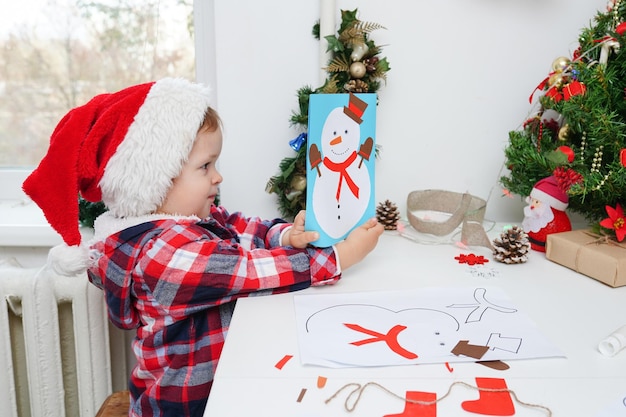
[545,86,563,102]
[620,148,626,167]
[562,81,586,100]
[557,145,575,163]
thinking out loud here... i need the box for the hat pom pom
[47,243,91,276]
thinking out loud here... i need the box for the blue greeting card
[306,93,377,247]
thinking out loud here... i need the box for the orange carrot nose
[330,136,342,145]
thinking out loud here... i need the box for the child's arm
[282,210,384,271]
[334,218,384,270]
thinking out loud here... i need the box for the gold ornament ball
[548,72,564,88]
[558,124,570,141]
[290,174,307,192]
[349,61,367,79]
[551,56,571,73]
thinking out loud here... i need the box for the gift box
[545,229,626,288]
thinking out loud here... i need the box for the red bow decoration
[529,74,553,103]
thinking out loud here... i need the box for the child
[22,78,384,417]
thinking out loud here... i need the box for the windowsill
[0,169,94,248]
[0,199,93,247]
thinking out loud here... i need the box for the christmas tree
[265,9,390,220]
[501,0,626,227]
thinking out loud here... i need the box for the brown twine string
[574,231,626,275]
[325,380,552,416]
[581,231,626,248]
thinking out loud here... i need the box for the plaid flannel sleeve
[138,222,340,317]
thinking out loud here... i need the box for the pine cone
[492,226,531,264]
[345,79,369,93]
[376,199,400,230]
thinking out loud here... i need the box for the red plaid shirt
[88,205,340,417]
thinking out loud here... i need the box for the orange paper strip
[317,376,328,388]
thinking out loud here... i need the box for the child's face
[156,127,223,218]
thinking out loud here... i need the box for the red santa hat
[22,78,212,275]
[529,175,569,211]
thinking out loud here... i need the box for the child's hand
[283,210,320,249]
[335,218,384,270]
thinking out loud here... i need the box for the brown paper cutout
[477,360,510,371]
[451,340,489,359]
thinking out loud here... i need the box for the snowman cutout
[309,93,374,242]
[304,304,460,367]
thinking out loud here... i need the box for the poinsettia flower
[600,203,626,241]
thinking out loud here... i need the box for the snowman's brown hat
[343,92,368,124]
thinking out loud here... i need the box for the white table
[204,226,626,416]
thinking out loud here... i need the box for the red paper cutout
[461,377,515,416]
[454,253,489,265]
[274,354,293,370]
[344,323,418,359]
[384,391,437,417]
[445,362,454,373]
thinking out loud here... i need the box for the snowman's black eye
[344,129,348,134]
[333,131,337,136]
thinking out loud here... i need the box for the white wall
[213,0,607,224]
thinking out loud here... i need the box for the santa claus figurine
[522,175,572,252]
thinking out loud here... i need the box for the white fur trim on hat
[47,243,91,277]
[100,78,212,217]
[530,188,568,211]
[92,211,200,242]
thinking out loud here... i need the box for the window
[0,0,213,245]
[0,0,195,168]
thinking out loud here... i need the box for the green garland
[265,9,391,220]
[501,1,626,224]
[78,197,107,228]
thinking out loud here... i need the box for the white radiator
[0,257,131,417]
